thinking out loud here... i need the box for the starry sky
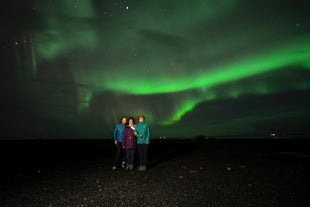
[1,0,310,139]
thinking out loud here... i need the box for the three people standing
[112,115,150,172]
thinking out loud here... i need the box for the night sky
[1,0,310,139]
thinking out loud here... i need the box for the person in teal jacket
[134,115,150,171]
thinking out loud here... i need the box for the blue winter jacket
[113,123,125,142]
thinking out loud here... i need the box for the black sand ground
[0,139,309,207]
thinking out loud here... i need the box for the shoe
[142,165,146,171]
[112,166,117,171]
[138,165,143,171]
[122,161,126,168]
[126,165,130,170]
[129,165,134,171]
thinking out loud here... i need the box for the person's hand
[134,131,138,135]
[114,140,117,145]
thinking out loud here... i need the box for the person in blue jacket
[112,116,127,171]
[134,115,150,171]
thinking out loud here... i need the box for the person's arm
[122,130,126,148]
[134,125,139,137]
[145,124,150,144]
[113,125,118,145]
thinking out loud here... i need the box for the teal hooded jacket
[134,121,150,144]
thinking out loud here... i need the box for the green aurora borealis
[2,0,310,138]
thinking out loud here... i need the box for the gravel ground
[0,139,309,207]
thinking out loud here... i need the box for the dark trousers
[113,142,126,167]
[137,144,148,166]
[126,149,135,165]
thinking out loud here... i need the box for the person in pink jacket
[122,117,137,171]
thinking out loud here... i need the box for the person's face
[121,118,127,125]
[129,119,133,125]
[139,117,144,122]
